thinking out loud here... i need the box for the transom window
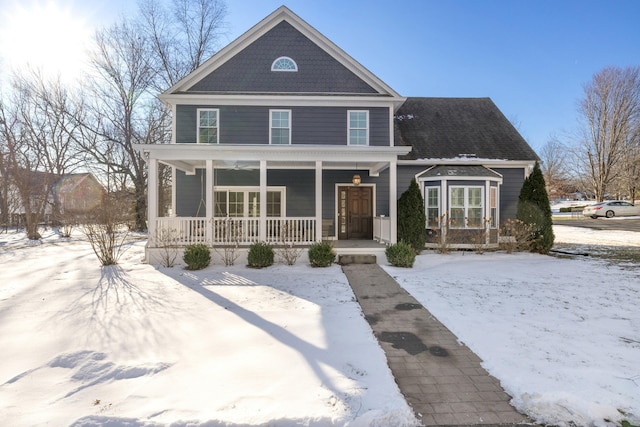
[197,108,219,144]
[214,187,285,217]
[270,110,291,145]
[348,110,369,145]
[449,186,483,228]
[271,56,298,72]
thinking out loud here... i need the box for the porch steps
[337,254,377,265]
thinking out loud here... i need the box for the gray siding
[176,105,389,146]
[176,170,205,217]
[188,21,377,94]
[493,168,525,223]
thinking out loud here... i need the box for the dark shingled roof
[394,97,539,161]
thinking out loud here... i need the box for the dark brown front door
[338,186,373,240]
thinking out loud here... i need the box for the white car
[583,201,640,218]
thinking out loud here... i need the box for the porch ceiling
[134,143,411,175]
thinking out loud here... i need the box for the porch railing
[154,216,317,246]
[373,216,392,244]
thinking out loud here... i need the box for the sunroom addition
[417,165,503,248]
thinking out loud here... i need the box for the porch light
[352,173,361,186]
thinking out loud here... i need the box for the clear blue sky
[4,0,640,154]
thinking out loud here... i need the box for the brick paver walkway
[342,263,535,426]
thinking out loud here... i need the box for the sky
[0,0,639,153]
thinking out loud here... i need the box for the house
[53,173,106,216]
[134,6,538,263]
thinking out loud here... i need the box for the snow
[1,225,639,427]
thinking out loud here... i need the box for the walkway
[342,264,534,426]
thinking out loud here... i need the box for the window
[449,186,483,228]
[197,109,219,144]
[490,187,498,228]
[271,56,298,71]
[214,188,285,217]
[270,110,291,144]
[348,110,368,145]
[425,187,440,227]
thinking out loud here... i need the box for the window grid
[426,187,440,227]
[449,186,484,228]
[271,57,298,71]
[348,110,369,145]
[197,109,219,144]
[490,187,498,228]
[270,110,291,145]
[213,188,285,217]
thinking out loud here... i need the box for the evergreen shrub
[183,244,211,270]
[397,178,427,254]
[308,241,336,267]
[516,162,554,254]
[247,242,274,268]
[385,241,416,267]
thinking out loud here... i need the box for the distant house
[134,6,538,262]
[1,170,105,228]
[53,173,106,215]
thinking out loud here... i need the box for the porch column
[205,160,214,243]
[315,160,322,242]
[148,157,158,246]
[389,160,397,243]
[259,160,267,241]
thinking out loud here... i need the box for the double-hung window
[425,187,440,227]
[270,110,291,144]
[197,108,219,143]
[490,187,498,228]
[449,186,483,228]
[348,110,368,145]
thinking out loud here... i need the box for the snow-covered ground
[0,224,638,427]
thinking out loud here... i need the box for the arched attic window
[271,56,298,72]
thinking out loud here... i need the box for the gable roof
[394,97,539,162]
[417,165,503,180]
[162,6,402,100]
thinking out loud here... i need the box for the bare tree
[539,134,570,199]
[0,70,83,239]
[139,0,228,91]
[76,0,227,231]
[575,66,640,201]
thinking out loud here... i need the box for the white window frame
[490,186,498,228]
[197,108,219,144]
[270,109,291,145]
[448,186,484,228]
[213,186,286,217]
[271,56,298,72]
[348,110,369,146]
[425,186,440,228]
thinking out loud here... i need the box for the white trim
[347,110,369,146]
[212,186,287,217]
[333,183,376,240]
[448,185,484,229]
[424,185,440,228]
[196,108,219,144]
[269,109,292,145]
[315,161,322,242]
[271,56,298,71]
[160,93,403,108]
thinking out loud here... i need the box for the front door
[338,186,373,240]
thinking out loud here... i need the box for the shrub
[385,241,416,267]
[183,244,211,270]
[397,178,426,254]
[308,241,336,267]
[516,162,554,254]
[247,242,274,268]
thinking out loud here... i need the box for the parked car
[583,201,640,218]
